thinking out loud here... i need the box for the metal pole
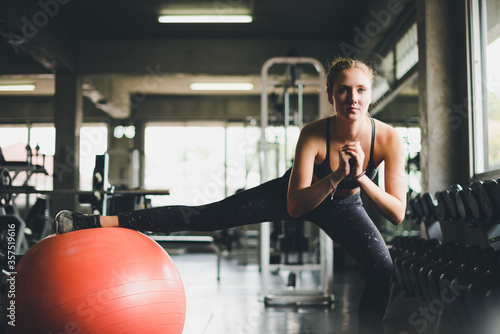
[284,90,290,170]
[259,57,331,303]
[260,58,270,295]
[298,84,304,129]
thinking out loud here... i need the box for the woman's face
[329,68,372,121]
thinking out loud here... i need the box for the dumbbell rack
[391,179,500,333]
[389,236,500,334]
[259,57,334,306]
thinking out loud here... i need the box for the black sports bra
[313,116,378,190]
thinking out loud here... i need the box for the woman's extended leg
[56,171,293,234]
[118,173,292,233]
[304,194,393,334]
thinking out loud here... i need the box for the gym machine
[0,144,52,259]
[0,145,48,211]
[259,57,334,306]
[77,153,171,215]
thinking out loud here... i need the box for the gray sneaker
[54,210,102,234]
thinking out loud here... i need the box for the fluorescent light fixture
[190,83,254,91]
[159,15,252,23]
[114,125,136,139]
[0,84,36,92]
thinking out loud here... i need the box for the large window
[0,125,55,190]
[0,125,55,209]
[471,0,500,174]
[145,124,226,206]
[395,23,418,80]
[395,126,422,196]
[0,124,107,194]
[144,123,299,207]
[372,22,418,105]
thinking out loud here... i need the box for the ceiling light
[0,84,36,92]
[190,83,254,91]
[113,126,136,139]
[159,15,252,23]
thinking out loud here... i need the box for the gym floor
[170,252,424,334]
[0,249,477,334]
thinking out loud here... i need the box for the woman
[56,56,407,333]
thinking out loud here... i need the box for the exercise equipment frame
[259,57,334,306]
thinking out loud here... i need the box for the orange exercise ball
[4,228,185,334]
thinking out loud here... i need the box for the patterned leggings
[118,169,393,333]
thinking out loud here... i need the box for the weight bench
[148,235,222,280]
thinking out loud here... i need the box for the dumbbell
[484,286,500,315]
[404,238,441,300]
[399,238,441,297]
[476,247,499,272]
[455,185,480,225]
[465,249,500,325]
[483,179,500,222]
[400,236,422,253]
[409,246,446,301]
[389,236,406,259]
[415,243,455,302]
[435,190,452,221]
[448,247,498,325]
[426,243,469,302]
[470,181,493,221]
[436,245,484,317]
[431,244,479,298]
[393,238,428,292]
[419,192,437,222]
[416,242,462,303]
[447,184,463,220]
[408,196,424,223]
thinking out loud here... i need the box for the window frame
[468,0,500,179]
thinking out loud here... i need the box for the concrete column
[417,0,470,193]
[52,72,82,213]
[417,0,478,243]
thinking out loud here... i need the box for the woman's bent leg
[118,173,292,233]
[305,194,393,334]
[339,220,393,334]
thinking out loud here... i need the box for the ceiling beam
[0,1,130,119]
[0,0,77,73]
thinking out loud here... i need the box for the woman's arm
[346,128,407,225]
[287,124,349,218]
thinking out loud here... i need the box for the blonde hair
[326,56,375,97]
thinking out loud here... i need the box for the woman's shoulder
[302,116,330,132]
[372,118,400,138]
[371,118,404,153]
[297,117,330,146]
